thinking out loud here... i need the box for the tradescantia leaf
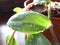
[55,3,60,9]
[33,0,45,5]
[6,35,17,45]
[7,11,51,34]
[26,33,52,45]
[33,0,51,5]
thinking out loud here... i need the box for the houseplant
[24,0,60,45]
[6,0,60,45]
[6,8,52,45]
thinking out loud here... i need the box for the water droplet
[31,25,33,27]
[30,40,32,41]
[31,36,33,38]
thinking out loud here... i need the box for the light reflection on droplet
[31,25,33,27]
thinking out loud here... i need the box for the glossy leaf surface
[7,11,51,34]
[26,33,52,45]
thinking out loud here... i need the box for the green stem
[8,30,16,45]
[48,4,59,45]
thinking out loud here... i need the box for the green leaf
[33,0,45,5]
[7,11,51,34]
[55,3,60,9]
[6,35,17,45]
[45,0,51,4]
[26,33,52,45]
[13,7,23,13]
[33,0,51,5]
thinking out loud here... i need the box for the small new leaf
[6,35,17,45]
[13,7,23,13]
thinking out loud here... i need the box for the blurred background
[0,0,26,24]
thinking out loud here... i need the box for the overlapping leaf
[26,33,52,45]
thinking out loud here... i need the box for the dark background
[0,0,26,24]
[0,0,60,24]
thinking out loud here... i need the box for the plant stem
[48,4,59,45]
[50,26,59,45]
[8,30,16,45]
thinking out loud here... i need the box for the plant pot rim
[51,16,60,20]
